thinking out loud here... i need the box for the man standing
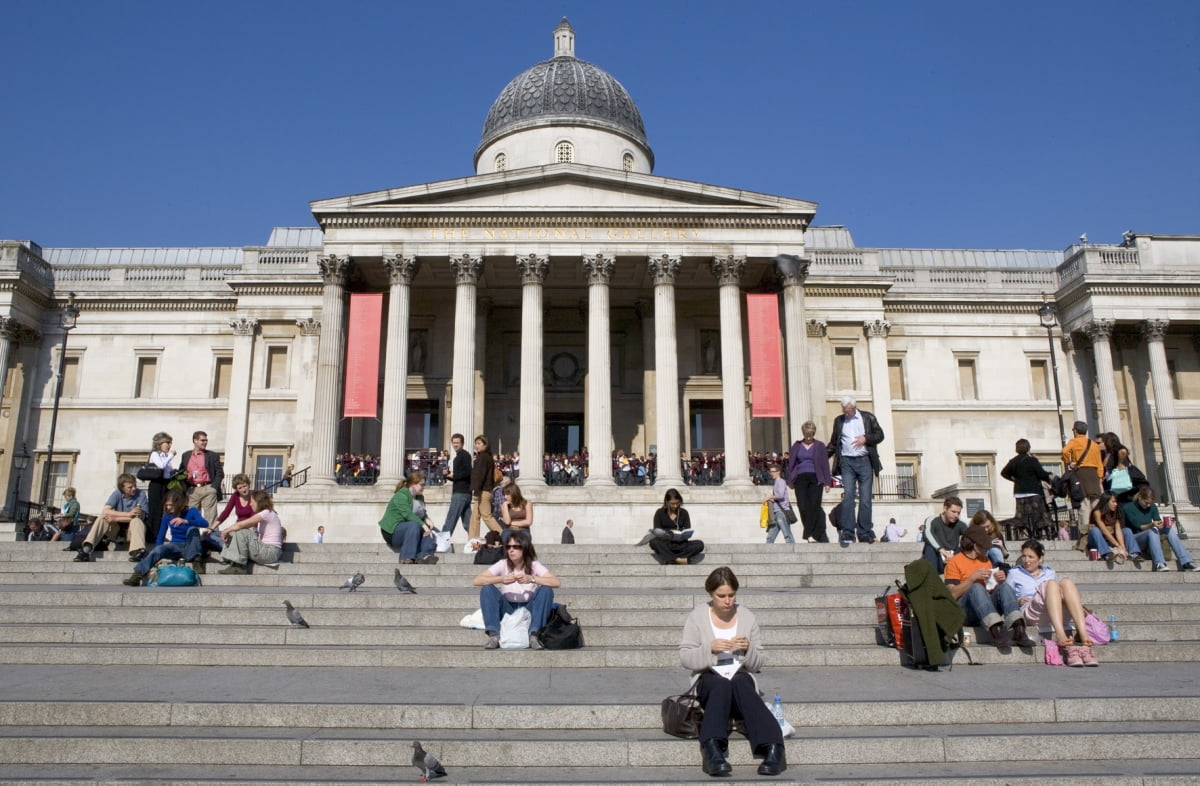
[73,473,148,562]
[441,433,473,538]
[180,431,224,527]
[827,396,884,544]
[468,434,499,539]
[561,518,575,544]
[1061,420,1102,541]
[921,496,967,574]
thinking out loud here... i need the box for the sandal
[1114,553,1126,565]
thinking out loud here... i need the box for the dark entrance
[546,413,584,456]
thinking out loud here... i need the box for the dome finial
[554,17,575,58]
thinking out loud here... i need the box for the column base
[586,477,615,486]
[518,477,546,489]
[721,477,754,487]
[307,476,338,487]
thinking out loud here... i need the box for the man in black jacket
[179,431,224,527]
[441,433,473,538]
[828,396,884,544]
[468,435,499,539]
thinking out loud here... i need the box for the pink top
[256,510,284,548]
[485,559,549,603]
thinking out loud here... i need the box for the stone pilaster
[310,255,351,485]
[648,254,682,484]
[710,255,750,485]
[378,255,420,486]
[582,254,615,485]
[1141,319,1188,504]
[780,258,811,441]
[0,318,22,411]
[449,254,482,444]
[1084,318,1119,432]
[223,317,259,477]
[863,319,896,471]
[516,253,549,487]
[292,317,321,474]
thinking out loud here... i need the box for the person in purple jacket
[121,490,211,586]
[785,421,834,543]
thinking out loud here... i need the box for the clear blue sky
[2,0,1196,251]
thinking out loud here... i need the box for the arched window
[622,153,634,172]
[555,141,574,163]
[494,153,507,172]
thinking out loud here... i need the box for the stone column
[0,318,21,410]
[223,317,258,477]
[864,320,897,471]
[648,254,682,485]
[781,259,812,442]
[582,254,615,486]
[711,255,750,486]
[516,254,549,488]
[293,318,321,474]
[311,255,351,485]
[807,319,828,430]
[1085,319,1119,432]
[378,254,419,487]
[636,298,656,460]
[449,254,482,443]
[1142,319,1188,504]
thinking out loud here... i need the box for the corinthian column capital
[864,320,891,339]
[1141,319,1169,342]
[0,318,22,342]
[777,254,810,287]
[230,317,259,336]
[318,254,351,285]
[383,254,420,286]
[296,317,321,336]
[806,319,827,338]
[581,254,615,285]
[710,255,745,286]
[1084,318,1115,342]
[647,254,680,286]
[449,254,483,285]
[516,253,550,285]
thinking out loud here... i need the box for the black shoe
[1010,620,1038,648]
[701,739,732,777]
[73,545,93,563]
[121,572,144,587]
[417,554,439,565]
[127,549,147,562]
[989,622,1012,648]
[756,743,787,776]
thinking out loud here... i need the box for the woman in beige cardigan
[679,566,786,777]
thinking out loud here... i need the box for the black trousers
[649,538,704,564]
[793,473,827,542]
[696,671,784,749]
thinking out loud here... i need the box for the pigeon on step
[394,568,417,594]
[282,600,309,628]
[340,572,365,592]
[411,740,446,781]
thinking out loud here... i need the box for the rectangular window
[135,357,157,398]
[265,346,288,389]
[896,462,916,498]
[958,359,978,400]
[964,461,989,486]
[212,357,233,398]
[254,455,285,491]
[888,357,906,400]
[39,458,71,507]
[61,356,80,398]
[1030,359,1049,400]
[835,347,857,390]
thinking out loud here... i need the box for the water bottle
[1109,614,1120,642]
[772,695,785,727]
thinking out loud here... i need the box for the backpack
[1053,471,1085,505]
[537,603,584,650]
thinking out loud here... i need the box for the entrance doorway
[546,413,583,457]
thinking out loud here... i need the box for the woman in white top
[146,431,177,538]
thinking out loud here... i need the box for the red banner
[343,293,382,418]
[746,293,785,418]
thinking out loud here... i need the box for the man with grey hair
[827,395,885,544]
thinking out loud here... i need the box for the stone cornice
[317,215,810,230]
[61,299,238,312]
[226,284,323,297]
[882,302,1055,315]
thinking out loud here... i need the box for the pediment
[310,163,816,222]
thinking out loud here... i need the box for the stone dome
[475,19,651,166]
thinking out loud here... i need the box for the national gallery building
[2,20,1198,541]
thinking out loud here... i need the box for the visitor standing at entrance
[469,435,500,538]
[441,433,473,538]
[828,396,884,544]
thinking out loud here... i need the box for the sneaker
[1154,562,1169,572]
[806,537,817,544]
[218,563,248,575]
[1080,646,1100,667]
[484,634,500,650]
[417,554,439,565]
[127,549,147,562]
[529,633,544,650]
[1065,646,1084,667]
[1129,552,1144,562]
[1182,563,1197,572]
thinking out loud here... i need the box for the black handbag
[537,603,584,650]
[783,507,798,525]
[136,463,163,481]
[661,683,703,739]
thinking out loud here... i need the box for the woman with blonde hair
[785,420,833,543]
[145,431,177,541]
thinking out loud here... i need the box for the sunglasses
[506,544,524,550]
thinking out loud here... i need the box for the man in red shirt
[944,526,1036,648]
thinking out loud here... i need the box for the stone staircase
[0,538,1198,784]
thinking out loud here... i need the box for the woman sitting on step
[1007,539,1099,666]
[473,528,560,649]
[648,488,705,565]
[378,472,438,565]
[679,566,786,777]
[500,482,535,542]
[218,490,284,574]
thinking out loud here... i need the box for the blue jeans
[135,528,206,576]
[1087,526,1137,558]
[986,547,1005,567]
[839,455,875,541]
[1128,527,1193,566]
[441,492,472,536]
[766,506,795,544]
[958,581,1022,630]
[479,583,555,635]
[384,521,435,561]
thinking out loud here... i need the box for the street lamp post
[39,293,80,512]
[1039,295,1067,446]
[10,445,29,521]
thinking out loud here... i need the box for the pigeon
[394,568,417,594]
[340,572,365,592]
[411,740,446,781]
[282,600,309,628]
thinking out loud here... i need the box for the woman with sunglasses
[473,528,561,649]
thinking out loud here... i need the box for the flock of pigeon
[282,569,441,778]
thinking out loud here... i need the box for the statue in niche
[700,330,720,375]
[408,331,427,374]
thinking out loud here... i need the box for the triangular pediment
[310,163,816,222]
